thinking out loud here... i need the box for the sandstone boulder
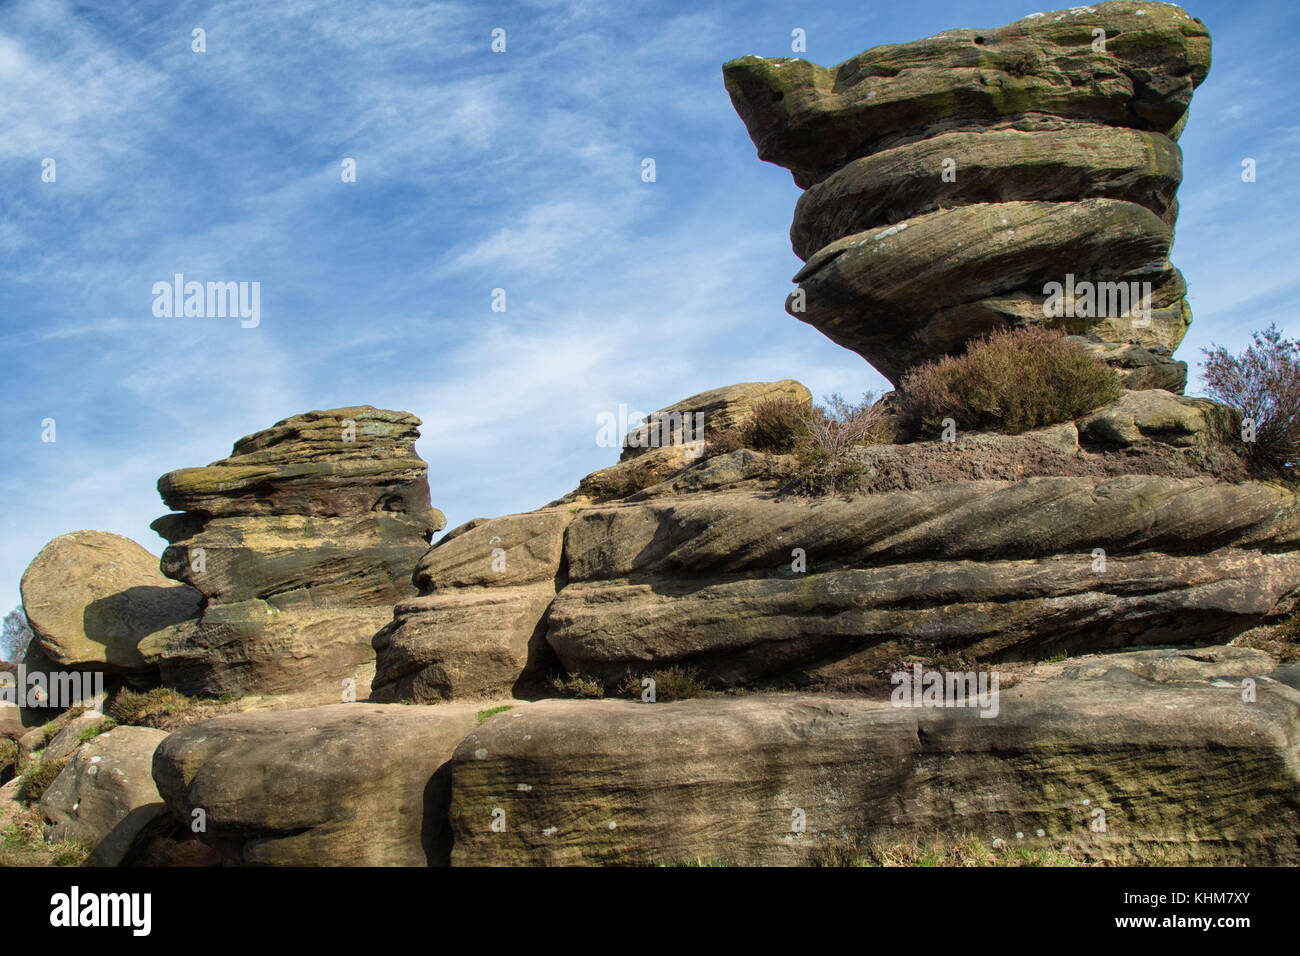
[19,531,200,675]
[39,725,170,867]
[724,2,1209,189]
[371,509,574,701]
[42,709,106,764]
[152,703,482,865]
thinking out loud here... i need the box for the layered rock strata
[724,1,1211,391]
[148,407,444,706]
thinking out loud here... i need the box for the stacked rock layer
[147,406,444,706]
[724,0,1211,392]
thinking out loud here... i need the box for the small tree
[1202,324,1300,469]
[1,608,33,664]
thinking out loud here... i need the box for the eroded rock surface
[20,531,200,676]
[449,648,1300,865]
[148,407,444,706]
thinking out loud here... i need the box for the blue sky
[2,0,1297,616]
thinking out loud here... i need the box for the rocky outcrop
[19,531,200,676]
[619,380,811,460]
[449,647,1300,865]
[147,406,444,706]
[371,383,815,702]
[546,475,1300,686]
[371,510,574,702]
[151,702,482,865]
[371,374,1296,699]
[724,1,1209,389]
[39,725,171,867]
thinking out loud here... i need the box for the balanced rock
[151,702,482,865]
[147,407,445,705]
[19,530,200,675]
[724,1,1210,389]
[449,648,1300,865]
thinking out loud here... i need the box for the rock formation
[450,648,1300,866]
[371,374,1299,698]
[7,2,1298,872]
[724,0,1210,392]
[146,406,444,706]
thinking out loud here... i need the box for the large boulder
[151,703,483,865]
[39,725,170,867]
[147,407,445,706]
[724,1,1210,388]
[449,647,1300,865]
[19,531,200,675]
[371,509,575,701]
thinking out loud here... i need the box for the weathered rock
[787,199,1187,386]
[1068,338,1188,393]
[724,2,1210,189]
[39,725,170,867]
[1078,388,1239,448]
[149,407,444,705]
[619,380,811,460]
[42,710,106,764]
[151,703,482,865]
[19,531,200,675]
[791,127,1182,260]
[545,477,1300,686]
[726,1,1209,387]
[371,509,575,701]
[449,650,1300,865]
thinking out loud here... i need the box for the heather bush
[743,398,809,453]
[1201,324,1300,469]
[896,326,1121,437]
[791,393,892,495]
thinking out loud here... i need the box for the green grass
[476,705,513,725]
[77,719,116,744]
[105,687,232,730]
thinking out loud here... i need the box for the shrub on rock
[1202,324,1300,470]
[897,327,1122,438]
